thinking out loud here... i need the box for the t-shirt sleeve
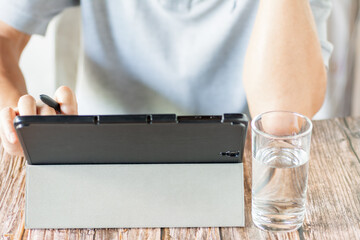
[310,0,333,69]
[0,0,79,35]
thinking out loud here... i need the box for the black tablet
[14,113,248,165]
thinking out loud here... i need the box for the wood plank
[24,229,96,240]
[162,227,220,240]
[342,117,360,160]
[23,228,161,240]
[302,118,360,239]
[0,145,26,240]
[0,117,359,239]
[221,118,360,239]
[94,228,160,240]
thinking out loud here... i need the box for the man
[0,0,332,156]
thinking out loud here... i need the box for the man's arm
[0,20,30,109]
[243,0,327,118]
[0,20,78,156]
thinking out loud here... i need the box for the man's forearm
[243,0,327,118]
[0,32,30,109]
[0,77,25,109]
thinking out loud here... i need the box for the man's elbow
[309,65,327,117]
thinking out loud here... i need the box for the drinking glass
[251,111,312,232]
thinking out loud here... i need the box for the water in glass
[252,146,309,232]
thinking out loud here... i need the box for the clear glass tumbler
[251,111,312,232]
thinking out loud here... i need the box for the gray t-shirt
[0,0,333,115]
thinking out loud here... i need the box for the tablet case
[26,163,245,228]
[17,113,248,228]
[15,113,248,165]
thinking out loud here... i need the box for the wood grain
[162,227,220,240]
[301,118,360,240]
[0,117,359,240]
[0,147,26,240]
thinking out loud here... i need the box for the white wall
[19,35,55,99]
[18,7,80,100]
[314,0,360,118]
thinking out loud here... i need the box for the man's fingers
[0,107,23,160]
[0,89,76,156]
[0,107,17,144]
[18,94,36,115]
[54,86,78,115]
[38,105,56,115]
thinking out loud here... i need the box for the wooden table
[0,117,359,240]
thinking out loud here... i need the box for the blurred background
[20,1,360,119]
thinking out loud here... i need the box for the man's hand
[0,86,78,156]
[0,21,78,156]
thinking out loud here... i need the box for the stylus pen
[40,94,61,114]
